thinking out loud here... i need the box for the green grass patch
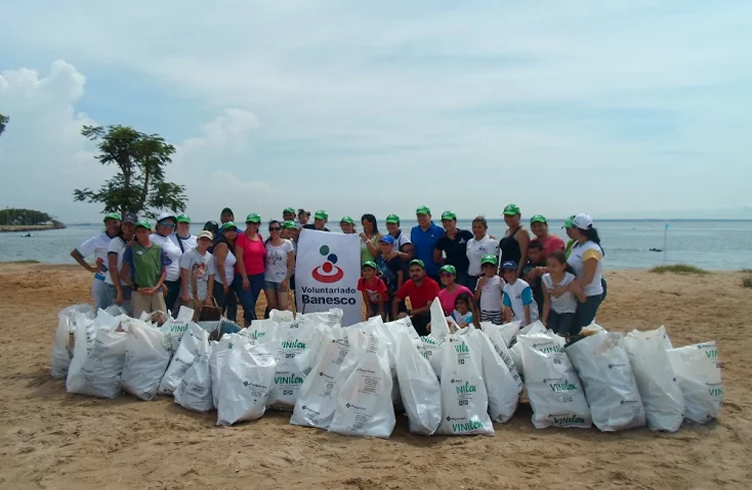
[743,277,752,289]
[741,268,752,273]
[1,260,41,264]
[650,264,708,275]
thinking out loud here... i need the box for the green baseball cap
[362,260,377,270]
[481,254,499,266]
[340,216,354,225]
[282,220,297,229]
[409,259,425,269]
[562,215,575,229]
[440,264,456,275]
[416,206,431,215]
[103,212,122,222]
[283,207,296,215]
[385,214,400,224]
[221,221,238,231]
[135,219,151,230]
[503,204,521,216]
[245,213,261,224]
[530,214,547,225]
[177,213,191,223]
[314,210,328,220]
[441,211,457,221]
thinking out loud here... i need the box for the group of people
[71,204,606,338]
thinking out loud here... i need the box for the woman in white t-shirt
[466,216,500,291]
[542,250,585,337]
[212,222,239,322]
[565,213,605,331]
[106,213,138,315]
[149,212,184,313]
[70,212,121,311]
[264,220,296,312]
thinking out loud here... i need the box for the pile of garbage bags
[52,299,723,437]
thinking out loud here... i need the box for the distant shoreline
[0,224,66,233]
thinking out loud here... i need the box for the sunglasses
[269,227,281,231]
[159,222,176,229]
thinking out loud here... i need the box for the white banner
[295,229,362,326]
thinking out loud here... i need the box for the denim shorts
[264,280,288,292]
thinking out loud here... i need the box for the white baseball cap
[197,230,214,241]
[156,212,177,223]
[572,213,593,229]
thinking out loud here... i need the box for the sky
[1,0,751,224]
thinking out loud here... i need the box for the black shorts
[548,311,578,336]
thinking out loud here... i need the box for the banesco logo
[312,245,344,283]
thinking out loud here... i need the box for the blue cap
[501,260,518,271]
[379,234,395,245]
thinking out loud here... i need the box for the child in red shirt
[357,261,387,320]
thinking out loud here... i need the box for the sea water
[0,219,749,270]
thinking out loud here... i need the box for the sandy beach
[0,263,750,490]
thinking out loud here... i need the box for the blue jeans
[234,273,264,326]
[576,295,603,331]
[213,280,237,322]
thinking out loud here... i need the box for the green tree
[74,124,187,217]
[0,114,8,137]
[0,208,53,225]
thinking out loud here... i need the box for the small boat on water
[21,233,33,238]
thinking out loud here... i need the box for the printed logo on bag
[312,245,344,283]
[548,379,578,393]
[552,415,586,426]
[445,416,484,433]
[274,374,304,385]
[281,339,306,349]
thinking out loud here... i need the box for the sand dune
[0,263,750,490]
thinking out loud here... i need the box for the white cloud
[1,2,751,221]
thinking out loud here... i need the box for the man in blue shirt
[410,206,444,282]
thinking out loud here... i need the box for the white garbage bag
[429,299,451,343]
[329,334,396,439]
[160,317,196,352]
[159,323,210,395]
[291,333,355,429]
[267,321,319,410]
[395,330,441,435]
[175,348,213,413]
[508,321,544,380]
[299,308,344,328]
[566,333,646,431]
[667,341,722,424]
[436,334,495,436]
[66,321,127,399]
[498,321,521,347]
[623,328,684,432]
[209,334,248,409]
[217,343,277,425]
[519,332,592,429]
[482,323,523,393]
[52,305,93,378]
[469,330,519,424]
[121,319,172,401]
[246,319,279,343]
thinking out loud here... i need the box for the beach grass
[1,260,41,264]
[741,269,752,273]
[649,264,709,275]
[743,277,752,289]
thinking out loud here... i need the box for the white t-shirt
[105,236,129,285]
[77,232,116,281]
[466,235,500,276]
[214,246,236,286]
[150,233,183,282]
[542,272,578,314]
[390,231,412,254]
[171,234,197,254]
[265,239,294,283]
[476,275,504,313]
[179,248,216,300]
[502,279,539,325]
[567,241,604,297]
